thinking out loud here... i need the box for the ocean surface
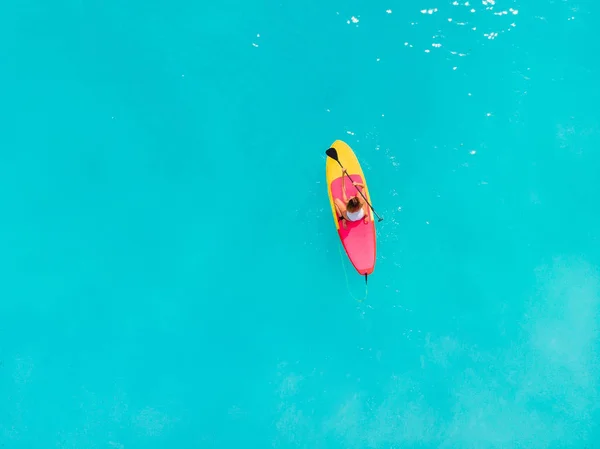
[2,0,600,448]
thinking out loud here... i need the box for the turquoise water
[2,0,600,447]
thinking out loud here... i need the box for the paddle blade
[325,147,339,161]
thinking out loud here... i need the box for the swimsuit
[339,207,365,223]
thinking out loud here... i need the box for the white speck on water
[386,9,392,14]
[470,150,477,155]
[382,114,385,117]
[404,42,409,46]
[486,112,492,117]
[252,43,258,47]
[350,16,359,23]
[432,43,442,48]
[468,92,472,96]
[425,49,430,53]
[453,66,457,70]
[472,26,477,30]
[426,221,430,225]
[347,130,355,136]
[376,57,381,61]
[470,8,476,12]
[448,17,453,22]
[326,109,330,112]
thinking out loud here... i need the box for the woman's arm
[342,169,348,202]
[353,182,365,199]
[354,183,368,208]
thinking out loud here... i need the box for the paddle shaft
[332,159,384,222]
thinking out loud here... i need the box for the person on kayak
[334,169,370,229]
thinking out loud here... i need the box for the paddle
[326,147,384,222]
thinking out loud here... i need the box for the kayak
[326,140,377,278]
